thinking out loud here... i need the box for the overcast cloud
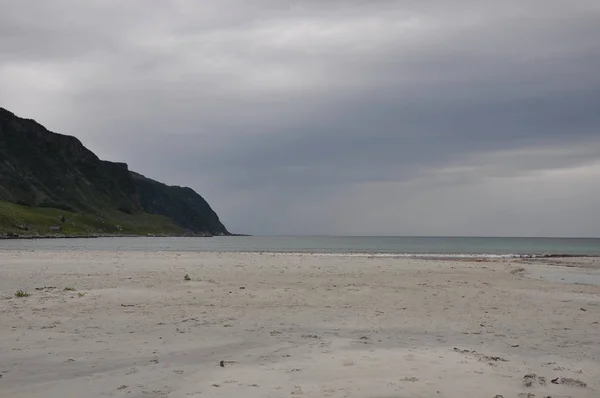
[1,0,599,236]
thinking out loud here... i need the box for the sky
[1,1,600,237]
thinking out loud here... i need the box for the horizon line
[232,235,600,239]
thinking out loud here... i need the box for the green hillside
[0,200,185,236]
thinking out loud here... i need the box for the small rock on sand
[551,377,587,387]
[517,393,535,398]
[523,373,546,387]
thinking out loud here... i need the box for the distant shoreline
[0,234,217,240]
[0,232,248,240]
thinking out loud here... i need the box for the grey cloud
[1,0,599,235]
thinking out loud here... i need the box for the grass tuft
[15,289,30,298]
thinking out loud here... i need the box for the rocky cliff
[0,107,229,236]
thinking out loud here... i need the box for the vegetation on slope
[0,200,184,236]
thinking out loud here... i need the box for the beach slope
[0,251,599,397]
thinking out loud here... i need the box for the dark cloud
[1,0,599,235]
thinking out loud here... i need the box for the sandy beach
[0,251,599,398]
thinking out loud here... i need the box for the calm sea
[1,236,599,257]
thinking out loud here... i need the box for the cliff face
[0,107,229,235]
[132,172,229,236]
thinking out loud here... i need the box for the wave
[254,252,590,259]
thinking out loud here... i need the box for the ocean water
[1,236,599,257]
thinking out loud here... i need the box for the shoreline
[1,236,597,260]
[0,232,236,240]
[1,236,597,259]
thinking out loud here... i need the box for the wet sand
[0,251,599,397]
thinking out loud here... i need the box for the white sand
[0,251,599,398]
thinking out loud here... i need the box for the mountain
[0,107,229,236]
